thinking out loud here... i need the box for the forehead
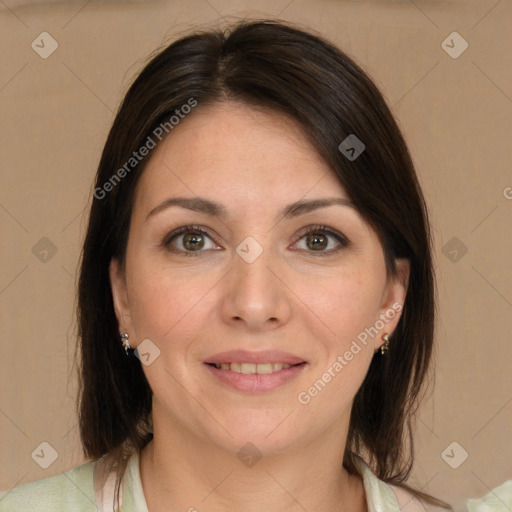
[133,102,348,216]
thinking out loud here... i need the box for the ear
[109,258,135,341]
[374,258,410,354]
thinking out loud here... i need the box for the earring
[120,332,131,355]
[380,333,390,355]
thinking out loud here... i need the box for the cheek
[296,274,380,417]
[126,259,206,341]
[298,266,384,344]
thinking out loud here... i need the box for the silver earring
[120,333,130,355]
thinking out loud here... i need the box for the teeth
[212,362,294,374]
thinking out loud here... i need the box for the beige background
[0,1,511,511]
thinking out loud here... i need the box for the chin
[208,419,302,456]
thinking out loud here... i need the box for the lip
[204,361,308,393]
[204,349,307,365]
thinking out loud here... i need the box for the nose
[220,241,292,331]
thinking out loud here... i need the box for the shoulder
[389,484,449,512]
[351,455,449,512]
[0,459,97,512]
[466,479,512,511]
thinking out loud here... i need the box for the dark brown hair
[76,19,451,511]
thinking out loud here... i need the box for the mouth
[203,360,308,393]
[202,349,308,393]
[205,361,307,374]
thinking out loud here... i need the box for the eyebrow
[145,196,355,222]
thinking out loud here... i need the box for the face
[110,102,409,456]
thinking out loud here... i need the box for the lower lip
[203,363,307,393]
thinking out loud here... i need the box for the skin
[109,102,410,512]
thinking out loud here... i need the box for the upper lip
[204,350,307,365]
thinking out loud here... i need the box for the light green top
[466,480,512,512]
[0,451,447,511]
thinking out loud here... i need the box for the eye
[163,225,219,257]
[292,224,350,256]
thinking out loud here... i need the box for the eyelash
[162,224,350,258]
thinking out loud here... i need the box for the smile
[207,362,299,373]
[204,362,308,393]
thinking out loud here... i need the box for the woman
[0,19,452,512]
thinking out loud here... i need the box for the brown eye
[293,225,350,256]
[163,226,218,257]
[182,232,205,251]
[305,232,328,251]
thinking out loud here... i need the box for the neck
[139,408,366,512]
